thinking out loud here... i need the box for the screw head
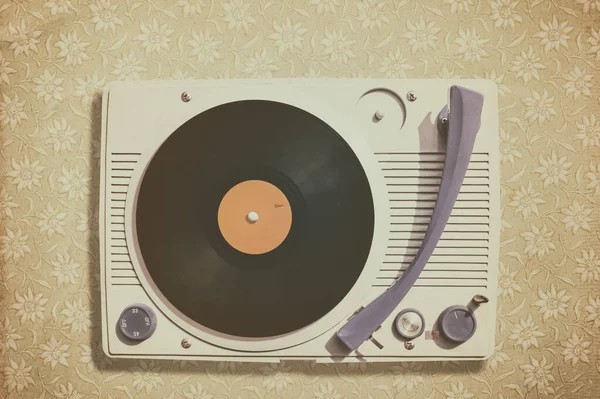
[181,338,191,349]
[407,91,417,102]
[404,341,415,350]
[181,92,191,102]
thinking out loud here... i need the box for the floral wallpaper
[0,0,599,398]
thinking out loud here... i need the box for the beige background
[1,0,600,397]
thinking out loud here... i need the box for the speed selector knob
[439,305,476,343]
[118,304,157,341]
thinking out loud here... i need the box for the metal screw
[441,117,448,124]
[404,341,415,350]
[407,91,417,102]
[181,92,191,102]
[181,338,191,349]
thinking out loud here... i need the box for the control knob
[438,305,476,343]
[118,304,157,341]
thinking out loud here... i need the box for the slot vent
[108,153,141,286]
[375,152,490,289]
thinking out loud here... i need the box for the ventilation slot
[374,152,490,289]
[108,153,141,286]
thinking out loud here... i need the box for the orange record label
[217,180,292,255]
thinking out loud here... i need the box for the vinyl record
[135,100,374,338]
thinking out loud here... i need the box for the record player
[100,79,499,362]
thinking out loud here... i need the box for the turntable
[100,79,499,362]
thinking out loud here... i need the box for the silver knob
[394,309,425,340]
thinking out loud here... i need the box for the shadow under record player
[100,79,499,362]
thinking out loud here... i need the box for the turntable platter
[135,100,374,338]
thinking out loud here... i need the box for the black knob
[438,305,476,343]
[118,304,157,341]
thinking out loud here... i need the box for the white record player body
[100,79,499,362]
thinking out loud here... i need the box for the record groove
[136,100,374,338]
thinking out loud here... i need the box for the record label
[217,179,292,255]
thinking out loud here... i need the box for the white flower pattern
[10,288,47,324]
[177,0,206,16]
[587,28,600,61]
[268,19,307,55]
[57,166,91,201]
[490,0,523,30]
[509,315,546,352]
[8,20,42,57]
[243,49,279,78]
[522,89,556,125]
[55,31,90,66]
[378,48,414,77]
[6,156,44,192]
[534,16,573,52]
[131,360,164,394]
[520,355,556,395]
[89,0,123,34]
[562,65,593,99]
[0,51,17,84]
[0,94,28,131]
[2,358,34,393]
[0,227,31,264]
[561,199,592,233]
[320,29,356,64]
[112,50,147,80]
[499,128,522,166]
[356,0,389,32]
[310,0,338,15]
[509,182,545,219]
[36,203,68,238]
[222,0,256,33]
[259,362,293,394]
[510,46,546,84]
[533,151,571,187]
[0,1,599,397]
[39,335,70,369]
[534,284,571,321]
[61,298,93,333]
[45,117,77,153]
[0,317,23,355]
[454,28,489,63]
[135,19,174,55]
[561,331,592,366]
[32,68,65,104]
[50,252,81,286]
[44,0,73,15]
[521,223,556,259]
[73,73,106,105]
[574,248,600,284]
[79,338,113,372]
[444,0,473,14]
[188,31,223,65]
[403,16,440,53]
